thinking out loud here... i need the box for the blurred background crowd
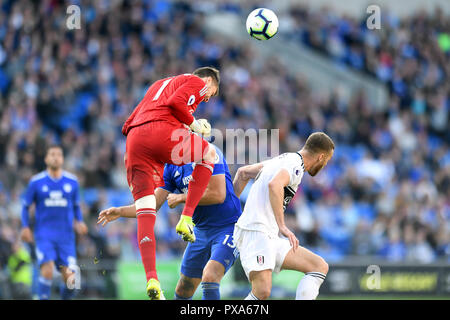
[0,0,448,299]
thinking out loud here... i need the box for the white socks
[244,291,259,300]
[295,272,326,300]
[245,271,326,300]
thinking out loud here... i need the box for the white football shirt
[236,152,305,237]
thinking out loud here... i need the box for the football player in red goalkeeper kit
[121,67,220,299]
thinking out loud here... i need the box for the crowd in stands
[0,0,448,298]
[279,2,449,262]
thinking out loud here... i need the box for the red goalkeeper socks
[136,209,157,281]
[182,160,214,217]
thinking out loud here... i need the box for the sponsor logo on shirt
[283,186,296,211]
[182,175,193,186]
[44,190,68,207]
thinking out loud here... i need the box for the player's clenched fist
[167,193,184,208]
[189,118,211,137]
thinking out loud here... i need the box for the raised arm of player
[166,174,226,208]
[232,162,264,198]
[97,188,169,227]
[268,169,299,251]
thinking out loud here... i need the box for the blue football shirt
[161,146,241,228]
[21,171,83,241]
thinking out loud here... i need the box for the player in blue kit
[98,145,241,300]
[20,145,88,300]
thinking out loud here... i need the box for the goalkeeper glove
[189,118,211,137]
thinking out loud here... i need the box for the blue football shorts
[35,237,76,269]
[180,223,239,279]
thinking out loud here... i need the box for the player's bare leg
[202,260,225,283]
[245,269,272,300]
[174,261,225,300]
[176,144,216,242]
[40,261,53,279]
[174,273,201,299]
[281,246,329,299]
[60,266,74,284]
[135,194,165,300]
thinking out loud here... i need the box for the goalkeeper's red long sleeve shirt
[122,74,207,136]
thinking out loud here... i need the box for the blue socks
[201,282,220,300]
[38,277,76,300]
[174,282,221,300]
[38,277,52,300]
[174,293,193,300]
[60,284,75,300]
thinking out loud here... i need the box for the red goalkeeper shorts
[124,121,210,201]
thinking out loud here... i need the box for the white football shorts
[234,225,292,280]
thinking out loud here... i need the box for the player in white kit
[232,132,335,300]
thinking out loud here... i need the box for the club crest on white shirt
[257,255,265,265]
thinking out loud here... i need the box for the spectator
[7,241,32,299]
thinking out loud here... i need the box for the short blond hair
[304,132,335,154]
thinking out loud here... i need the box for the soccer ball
[246,8,279,41]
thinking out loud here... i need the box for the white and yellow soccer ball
[246,8,279,41]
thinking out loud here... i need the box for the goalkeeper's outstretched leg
[175,139,216,242]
